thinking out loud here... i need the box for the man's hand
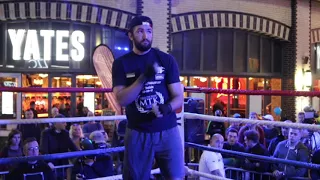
[152,104,163,118]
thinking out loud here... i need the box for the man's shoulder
[153,49,174,60]
[115,52,134,62]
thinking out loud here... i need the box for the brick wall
[282,0,297,120]
[172,0,291,26]
[311,1,320,29]
[140,0,170,52]
[56,0,136,13]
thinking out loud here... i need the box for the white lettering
[23,30,40,60]
[71,30,85,61]
[8,29,25,60]
[56,30,69,61]
[7,29,85,62]
[40,30,54,61]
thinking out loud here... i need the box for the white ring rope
[185,112,320,131]
[90,167,230,180]
[90,168,161,180]
[0,115,127,125]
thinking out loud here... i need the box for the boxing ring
[0,87,320,180]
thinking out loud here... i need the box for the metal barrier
[224,167,311,180]
[0,164,74,180]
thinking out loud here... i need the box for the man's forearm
[115,75,146,106]
[168,93,184,111]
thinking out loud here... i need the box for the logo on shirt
[135,91,164,113]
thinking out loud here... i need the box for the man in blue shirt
[112,16,184,180]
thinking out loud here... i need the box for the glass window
[265,78,282,119]
[248,78,264,116]
[220,30,233,72]
[0,76,18,120]
[51,77,71,117]
[209,77,228,116]
[76,75,105,116]
[171,33,183,70]
[262,37,272,73]
[235,30,247,72]
[190,76,209,114]
[184,31,201,70]
[273,41,282,73]
[22,74,49,118]
[229,78,247,117]
[249,34,260,73]
[203,29,218,71]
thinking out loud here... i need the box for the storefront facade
[0,1,133,120]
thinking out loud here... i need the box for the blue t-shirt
[112,48,180,132]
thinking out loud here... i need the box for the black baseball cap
[126,16,153,35]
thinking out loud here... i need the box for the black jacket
[40,128,79,165]
[71,155,114,180]
[242,143,270,172]
[7,160,55,180]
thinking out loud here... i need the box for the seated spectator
[199,134,225,179]
[300,117,320,155]
[238,112,265,146]
[272,128,309,179]
[0,129,23,171]
[69,124,84,150]
[40,114,79,180]
[71,138,114,180]
[311,149,320,180]
[18,109,41,142]
[242,130,269,180]
[222,128,245,167]
[7,137,55,180]
[89,131,111,148]
[82,112,104,138]
[268,120,292,155]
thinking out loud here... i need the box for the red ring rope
[0,87,319,97]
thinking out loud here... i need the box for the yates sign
[8,29,85,62]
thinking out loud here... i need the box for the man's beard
[133,38,152,52]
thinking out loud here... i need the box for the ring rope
[186,167,231,180]
[185,113,320,131]
[0,146,124,165]
[0,115,126,125]
[186,142,320,170]
[91,168,161,180]
[2,86,320,97]
[184,87,320,97]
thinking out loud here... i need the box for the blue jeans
[123,126,184,180]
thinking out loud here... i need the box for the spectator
[206,110,226,138]
[8,137,55,180]
[297,112,305,123]
[199,134,225,179]
[227,113,242,131]
[222,128,245,167]
[71,138,113,180]
[69,124,84,150]
[300,117,320,155]
[268,120,292,155]
[0,129,23,172]
[29,101,38,119]
[51,107,59,118]
[238,112,265,146]
[242,130,269,179]
[40,114,79,180]
[262,114,279,147]
[82,112,104,138]
[89,131,110,148]
[311,149,320,180]
[272,128,309,179]
[18,109,42,142]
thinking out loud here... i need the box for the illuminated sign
[7,29,85,62]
